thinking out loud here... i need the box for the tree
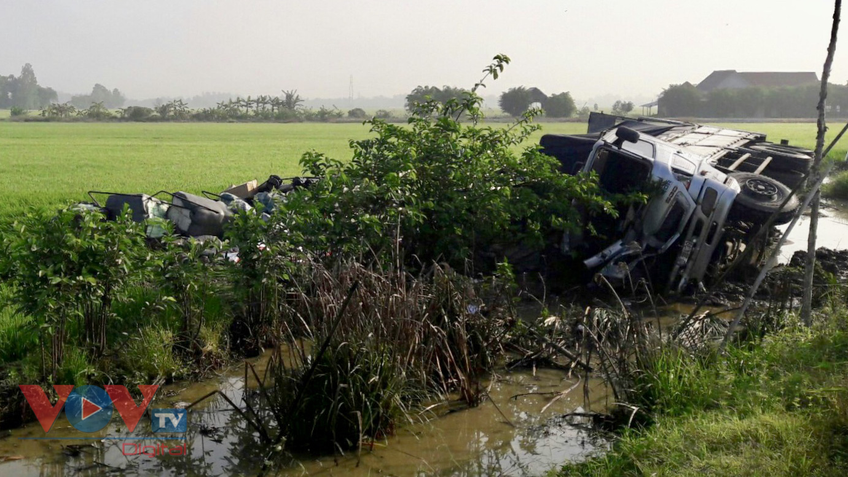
[281,90,303,110]
[612,100,635,115]
[499,86,533,116]
[0,75,11,109]
[15,63,39,110]
[543,92,576,118]
[658,83,702,117]
[71,84,125,109]
[405,85,468,113]
[348,108,367,119]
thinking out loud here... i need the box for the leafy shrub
[499,86,533,116]
[544,92,577,118]
[374,109,393,119]
[0,207,147,379]
[347,107,367,119]
[280,55,614,270]
[224,207,296,355]
[9,107,26,117]
[122,106,154,121]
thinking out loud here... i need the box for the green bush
[823,170,848,200]
[544,92,576,118]
[347,107,367,119]
[9,107,26,117]
[0,207,147,380]
[280,55,615,269]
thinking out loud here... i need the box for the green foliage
[658,82,848,118]
[544,92,577,118]
[70,84,125,109]
[559,319,848,477]
[0,302,36,364]
[499,86,534,116]
[0,207,147,378]
[119,325,185,383]
[267,257,514,454]
[406,85,468,113]
[41,102,76,118]
[79,101,113,120]
[823,170,848,200]
[119,106,154,121]
[9,107,25,117]
[224,208,295,354]
[347,107,367,119]
[276,340,412,452]
[56,346,95,387]
[611,100,634,115]
[374,109,393,119]
[0,64,56,110]
[281,55,613,268]
[658,83,702,117]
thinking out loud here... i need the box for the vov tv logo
[19,385,187,434]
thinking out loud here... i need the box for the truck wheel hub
[745,178,778,199]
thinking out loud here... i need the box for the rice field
[0,120,845,219]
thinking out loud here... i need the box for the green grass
[0,121,845,220]
[558,317,848,477]
[824,170,848,199]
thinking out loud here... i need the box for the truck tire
[728,172,799,226]
[760,168,805,190]
[748,143,813,173]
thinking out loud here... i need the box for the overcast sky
[1,0,844,102]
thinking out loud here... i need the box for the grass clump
[119,325,185,383]
[823,170,848,200]
[558,315,848,477]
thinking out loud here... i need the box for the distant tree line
[35,89,395,123]
[0,64,57,112]
[70,84,125,109]
[658,83,848,118]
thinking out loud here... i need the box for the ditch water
[3,202,848,476]
[0,350,611,476]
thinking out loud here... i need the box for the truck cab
[564,126,741,293]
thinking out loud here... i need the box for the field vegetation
[0,121,845,220]
[557,309,848,477]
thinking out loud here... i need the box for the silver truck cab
[565,126,741,293]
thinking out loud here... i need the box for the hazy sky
[2,0,844,102]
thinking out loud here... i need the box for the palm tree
[281,90,303,110]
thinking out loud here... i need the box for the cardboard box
[222,180,258,199]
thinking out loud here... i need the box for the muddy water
[777,199,848,263]
[0,352,610,476]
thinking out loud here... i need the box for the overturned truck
[540,113,809,294]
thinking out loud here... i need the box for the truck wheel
[761,168,805,190]
[728,172,800,226]
[749,143,813,173]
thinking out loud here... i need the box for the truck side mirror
[613,127,640,148]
